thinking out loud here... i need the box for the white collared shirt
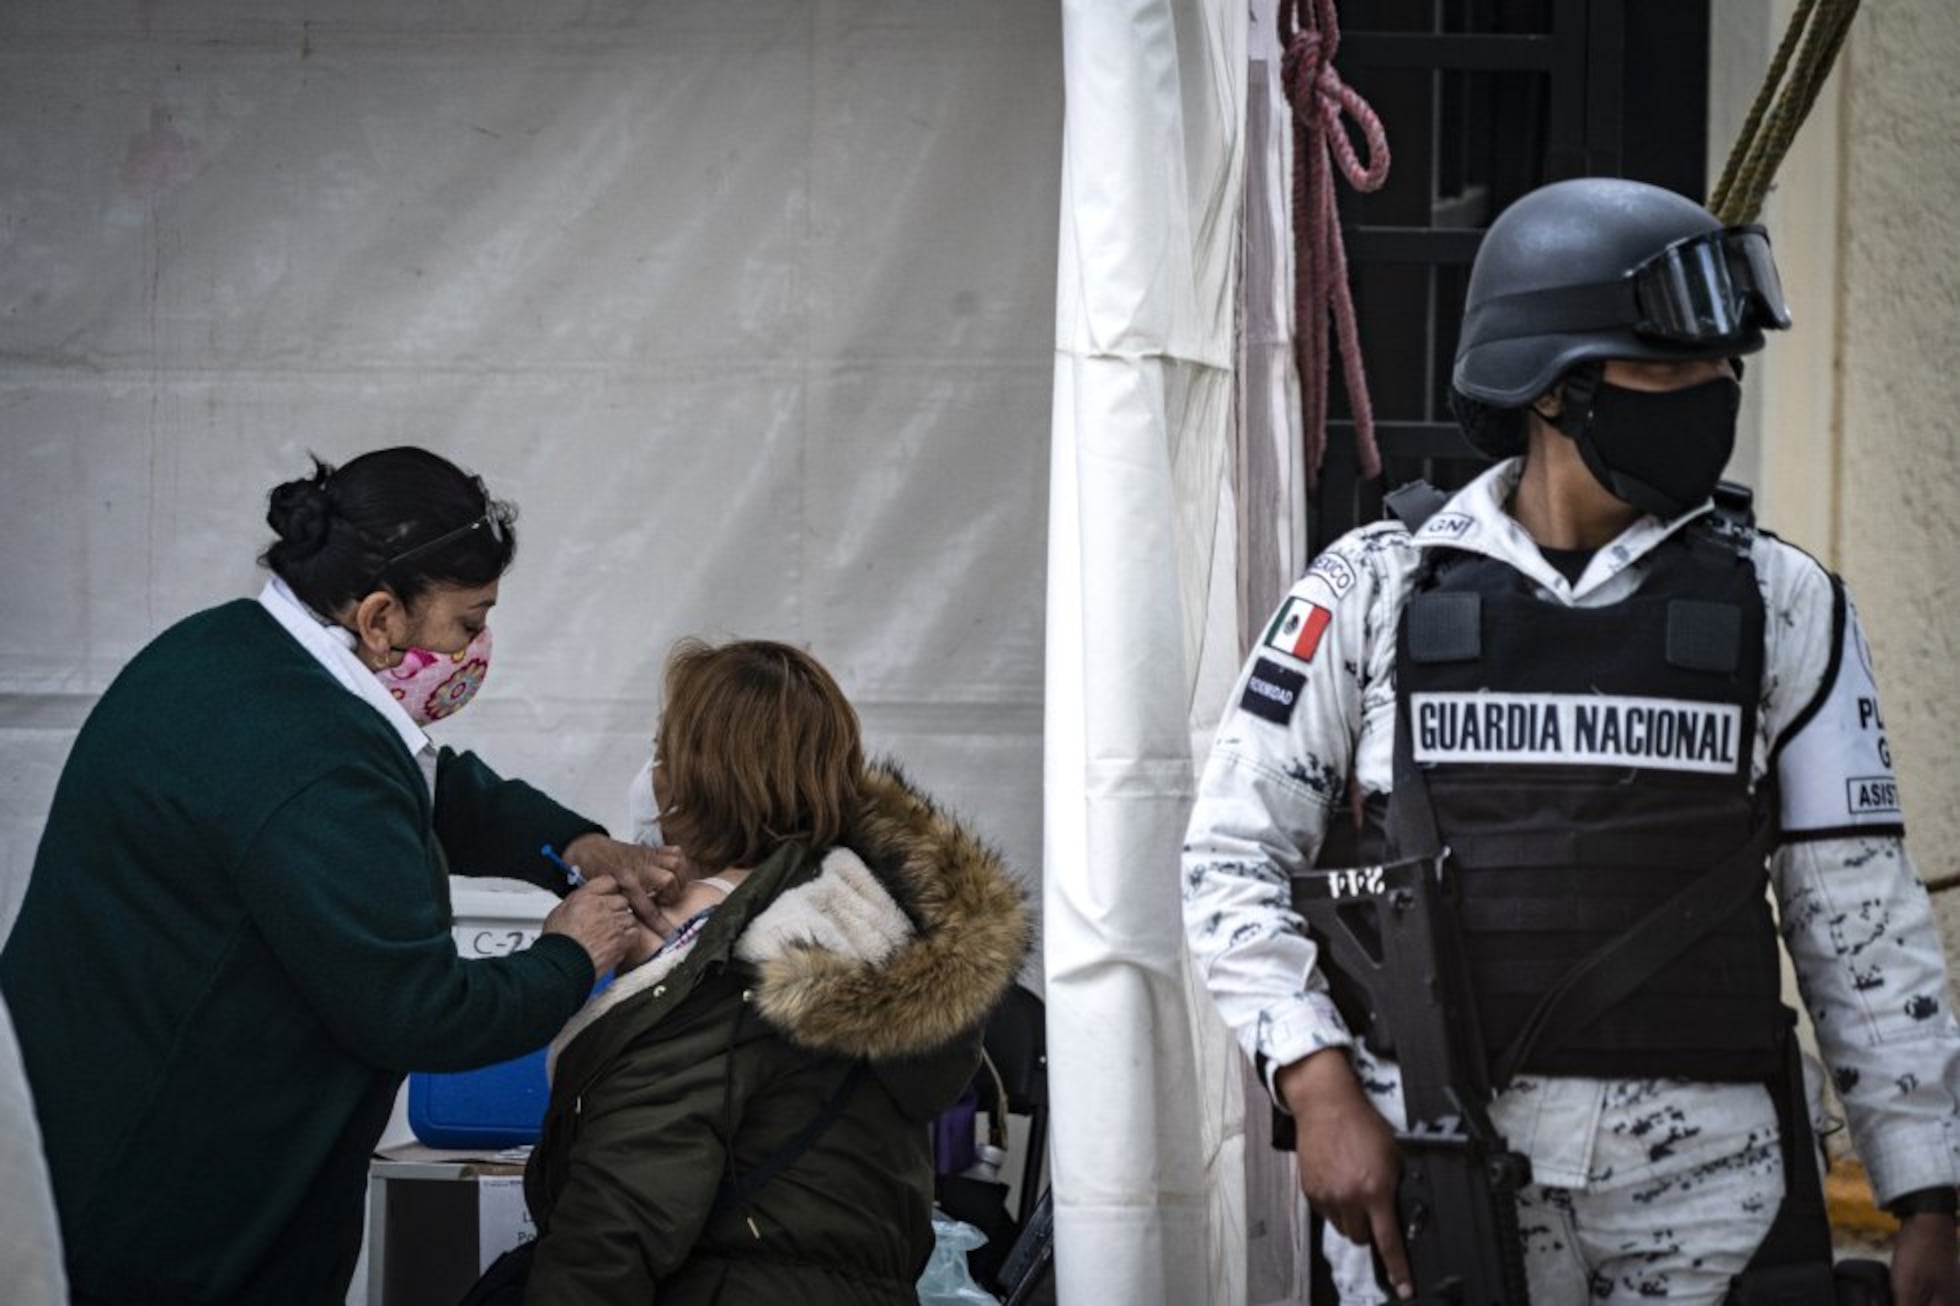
[1184,458,1960,1201]
[256,578,437,794]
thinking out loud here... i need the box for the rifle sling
[1740,1017,1835,1274]
[1487,818,1779,1091]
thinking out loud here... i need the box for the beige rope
[1710,0,1861,225]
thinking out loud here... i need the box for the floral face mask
[375,626,493,725]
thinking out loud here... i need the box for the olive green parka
[523,766,1030,1305]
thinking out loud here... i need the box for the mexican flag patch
[1263,596,1332,663]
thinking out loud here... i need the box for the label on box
[455,923,542,959]
[478,1176,536,1273]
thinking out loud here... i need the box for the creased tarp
[1045,0,1246,1301]
[0,4,1062,959]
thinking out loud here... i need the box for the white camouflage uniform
[1184,459,1960,1303]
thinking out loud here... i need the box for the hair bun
[265,466,336,560]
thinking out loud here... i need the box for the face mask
[1558,373,1741,519]
[629,755,666,848]
[375,626,493,725]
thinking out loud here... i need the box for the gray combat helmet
[1452,178,1791,411]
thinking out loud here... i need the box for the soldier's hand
[1890,1211,1957,1306]
[1278,1048,1413,1300]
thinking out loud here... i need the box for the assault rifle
[1292,854,1532,1305]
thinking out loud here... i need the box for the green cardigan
[0,599,603,1306]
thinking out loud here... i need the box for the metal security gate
[1309,0,1710,553]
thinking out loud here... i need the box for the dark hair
[259,447,518,615]
[656,639,864,874]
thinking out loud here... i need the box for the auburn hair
[656,639,864,874]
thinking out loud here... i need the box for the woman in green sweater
[0,448,678,1306]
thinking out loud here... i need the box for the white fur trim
[548,850,914,1078]
[734,849,911,970]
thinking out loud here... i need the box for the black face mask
[1555,371,1742,519]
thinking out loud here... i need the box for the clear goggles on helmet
[1463,224,1793,350]
[1628,225,1791,344]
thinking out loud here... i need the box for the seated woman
[523,639,1031,1305]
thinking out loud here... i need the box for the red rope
[1280,0,1389,489]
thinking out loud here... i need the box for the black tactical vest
[1330,519,1787,1082]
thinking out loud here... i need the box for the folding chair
[934,983,1049,1293]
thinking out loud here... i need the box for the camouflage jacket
[1183,458,1960,1203]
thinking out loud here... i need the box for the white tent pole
[1044,0,1246,1301]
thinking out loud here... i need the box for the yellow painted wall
[1715,1,1960,982]
[1833,3,1960,961]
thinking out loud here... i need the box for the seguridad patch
[1240,657,1305,726]
[1410,691,1743,775]
[1263,596,1333,663]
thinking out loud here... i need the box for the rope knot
[1280,0,1390,488]
[1283,17,1388,195]
[1280,25,1327,95]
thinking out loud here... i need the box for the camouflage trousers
[1327,1058,1797,1303]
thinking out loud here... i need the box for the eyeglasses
[366,511,505,590]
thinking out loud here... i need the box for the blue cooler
[409,882,565,1149]
[409,1047,552,1149]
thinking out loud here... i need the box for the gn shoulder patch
[1240,657,1305,726]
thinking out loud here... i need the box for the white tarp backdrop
[0,1,1059,931]
[1,6,1060,1300]
[0,4,1320,1303]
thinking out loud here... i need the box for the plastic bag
[916,1212,999,1305]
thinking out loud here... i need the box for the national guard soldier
[1183,178,1959,1303]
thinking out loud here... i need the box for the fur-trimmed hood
[552,764,1030,1078]
[746,765,1030,1058]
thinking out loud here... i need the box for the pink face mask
[375,626,493,725]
